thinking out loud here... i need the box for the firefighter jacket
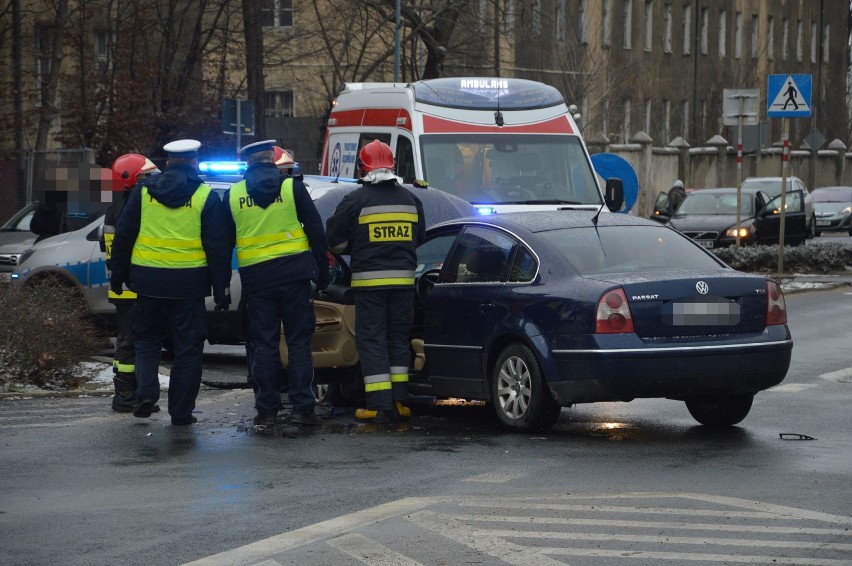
[223,162,328,293]
[110,164,231,300]
[103,189,137,301]
[325,179,426,289]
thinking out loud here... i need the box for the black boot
[111,373,137,413]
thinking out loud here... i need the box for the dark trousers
[354,288,414,411]
[132,296,207,420]
[246,280,315,416]
[113,300,136,375]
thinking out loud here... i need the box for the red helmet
[358,140,394,177]
[273,146,295,169]
[111,154,158,190]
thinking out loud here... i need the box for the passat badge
[695,281,709,295]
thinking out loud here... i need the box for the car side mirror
[96,224,106,251]
[604,178,624,212]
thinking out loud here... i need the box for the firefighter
[109,139,232,425]
[325,140,426,423]
[273,146,296,172]
[225,140,329,427]
[103,153,160,413]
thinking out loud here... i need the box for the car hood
[0,231,38,252]
[669,213,754,232]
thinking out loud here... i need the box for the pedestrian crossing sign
[767,74,811,118]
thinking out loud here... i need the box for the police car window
[442,226,514,284]
[396,136,416,184]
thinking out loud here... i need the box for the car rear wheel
[685,394,754,426]
[807,215,816,239]
[491,344,561,432]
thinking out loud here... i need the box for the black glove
[315,270,330,292]
[109,276,124,296]
[214,288,231,311]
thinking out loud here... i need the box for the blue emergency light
[198,161,247,175]
[476,206,497,215]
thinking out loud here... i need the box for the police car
[10,162,356,345]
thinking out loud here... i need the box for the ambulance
[320,77,623,214]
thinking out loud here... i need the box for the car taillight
[595,288,635,334]
[766,280,787,325]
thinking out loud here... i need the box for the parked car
[10,169,356,343]
[666,187,808,248]
[741,176,816,238]
[307,209,792,431]
[0,201,39,284]
[811,186,852,236]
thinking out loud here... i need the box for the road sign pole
[778,119,789,274]
[736,108,744,248]
[236,100,242,158]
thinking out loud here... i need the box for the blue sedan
[315,210,792,432]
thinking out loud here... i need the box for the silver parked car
[811,186,852,236]
[741,176,816,239]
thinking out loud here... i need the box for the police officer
[103,153,159,413]
[224,140,329,427]
[325,140,425,423]
[110,139,232,425]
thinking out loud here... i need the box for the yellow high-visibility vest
[229,177,309,268]
[131,185,211,268]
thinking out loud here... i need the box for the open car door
[650,191,672,223]
[756,189,807,246]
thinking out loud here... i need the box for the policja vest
[228,177,309,268]
[131,185,212,269]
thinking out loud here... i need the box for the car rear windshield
[539,225,724,274]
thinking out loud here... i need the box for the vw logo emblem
[695,281,709,295]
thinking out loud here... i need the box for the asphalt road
[0,287,850,566]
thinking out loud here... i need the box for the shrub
[713,242,852,274]
[0,282,100,390]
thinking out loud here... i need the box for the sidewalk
[778,271,852,294]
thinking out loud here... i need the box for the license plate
[696,240,714,249]
[817,220,831,227]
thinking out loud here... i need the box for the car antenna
[494,70,504,127]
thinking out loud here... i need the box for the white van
[321,77,622,214]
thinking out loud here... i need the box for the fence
[587,133,852,218]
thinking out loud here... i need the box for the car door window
[395,135,416,184]
[442,226,515,284]
[509,245,537,282]
[416,230,459,276]
[766,190,804,213]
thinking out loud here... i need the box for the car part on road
[684,394,754,426]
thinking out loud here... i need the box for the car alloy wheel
[491,344,560,432]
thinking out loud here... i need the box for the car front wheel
[491,344,561,432]
[685,394,754,426]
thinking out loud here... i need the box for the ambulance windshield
[420,134,601,206]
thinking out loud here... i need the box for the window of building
[622,98,632,142]
[602,0,612,47]
[782,18,789,60]
[699,7,708,55]
[265,90,294,117]
[719,10,727,57]
[644,99,652,134]
[750,15,759,59]
[700,99,707,136]
[796,20,803,61]
[734,12,742,59]
[35,24,54,107]
[623,0,633,49]
[663,99,671,142]
[681,99,689,139]
[663,4,672,53]
[261,0,293,28]
[558,0,568,41]
[94,29,111,75]
[767,16,774,60]
[822,24,829,64]
[810,21,817,64]
[504,0,515,35]
[682,4,691,55]
[644,0,653,51]
[532,0,542,35]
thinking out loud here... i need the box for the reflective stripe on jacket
[131,185,211,268]
[228,177,310,268]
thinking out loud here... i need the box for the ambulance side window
[396,136,416,184]
[358,134,391,155]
